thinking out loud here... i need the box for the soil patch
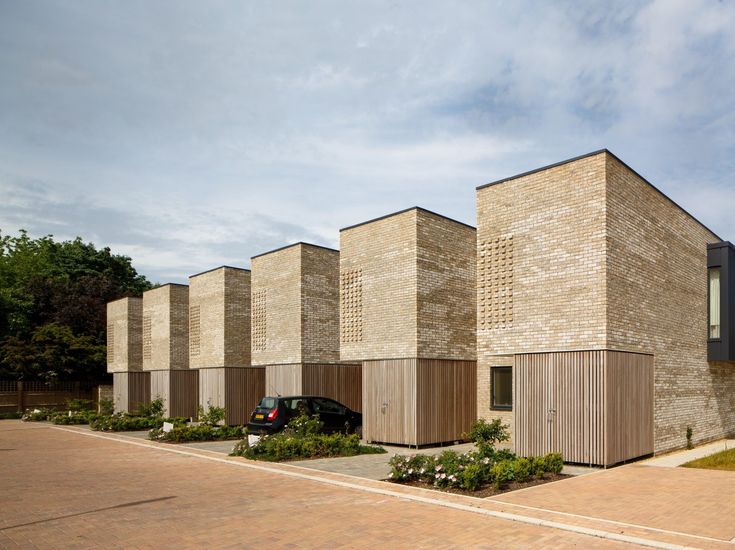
[390,473,569,498]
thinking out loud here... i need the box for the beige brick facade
[251,243,340,366]
[106,297,143,373]
[142,284,190,371]
[189,267,251,369]
[340,208,476,361]
[476,150,735,453]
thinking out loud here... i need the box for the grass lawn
[682,448,735,471]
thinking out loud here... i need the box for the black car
[247,395,362,436]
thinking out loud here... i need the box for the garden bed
[394,472,568,497]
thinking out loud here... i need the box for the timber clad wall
[189,267,251,369]
[106,297,143,373]
[362,359,476,446]
[198,367,265,425]
[113,372,150,413]
[150,370,198,418]
[142,285,190,371]
[513,351,653,466]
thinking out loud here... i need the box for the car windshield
[258,397,277,409]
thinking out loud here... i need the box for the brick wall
[416,208,476,360]
[605,154,735,451]
[301,246,340,363]
[476,150,735,453]
[189,267,251,369]
[251,244,340,366]
[476,154,608,429]
[340,208,476,361]
[106,297,143,373]
[142,284,190,371]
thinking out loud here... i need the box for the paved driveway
[2,420,733,549]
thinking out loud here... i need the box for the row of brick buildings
[107,150,735,465]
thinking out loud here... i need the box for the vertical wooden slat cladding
[225,367,265,425]
[605,351,654,465]
[363,358,476,446]
[514,350,653,466]
[150,370,198,418]
[303,363,362,412]
[113,372,150,413]
[198,367,266,425]
[265,364,303,396]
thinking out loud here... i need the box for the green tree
[0,229,153,382]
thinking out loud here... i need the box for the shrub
[512,457,532,483]
[150,424,245,443]
[0,411,23,420]
[22,408,53,422]
[51,410,98,425]
[686,426,694,450]
[90,413,187,432]
[388,454,435,482]
[543,452,564,474]
[65,398,93,412]
[465,418,511,447]
[137,398,165,419]
[98,397,115,416]
[231,414,385,462]
[198,402,226,426]
[458,462,486,491]
[491,460,515,489]
[528,455,547,479]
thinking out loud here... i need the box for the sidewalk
[641,439,735,467]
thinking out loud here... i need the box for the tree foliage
[0,229,152,382]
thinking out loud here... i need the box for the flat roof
[251,241,339,260]
[189,265,251,279]
[476,148,721,240]
[147,282,188,291]
[339,206,475,232]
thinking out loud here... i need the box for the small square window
[491,366,512,410]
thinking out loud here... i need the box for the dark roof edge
[251,241,339,260]
[339,206,475,232]
[477,148,722,241]
[708,241,734,249]
[189,265,251,279]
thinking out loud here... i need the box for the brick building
[189,266,264,425]
[106,297,149,412]
[340,207,477,445]
[251,243,361,411]
[142,284,198,417]
[477,150,735,465]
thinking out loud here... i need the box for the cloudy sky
[1,1,734,283]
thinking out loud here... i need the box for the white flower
[420,468,425,474]
[435,465,442,471]
[483,457,490,464]
[435,473,440,478]
[459,465,464,470]
[441,473,446,479]
[388,472,393,478]
[407,469,413,475]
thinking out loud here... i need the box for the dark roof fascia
[708,241,734,250]
[189,265,251,279]
[339,206,475,232]
[476,148,722,241]
[251,242,339,260]
[150,282,188,290]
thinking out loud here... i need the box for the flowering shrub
[388,419,564,492]
[197,402,226,426]
[230,414,385,462]
[21,408,54,422]
[90,413,187,432]
[50,410,98,425]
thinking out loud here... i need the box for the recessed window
[491,366,512,410]
[709,267,721,340]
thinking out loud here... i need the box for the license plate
[255,414,264,420]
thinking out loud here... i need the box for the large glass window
[491,366,512,410]
[710,267,721,340]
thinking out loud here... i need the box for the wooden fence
[0,380,101,413]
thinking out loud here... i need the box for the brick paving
[0,421,626,549]
[4,421,735,549]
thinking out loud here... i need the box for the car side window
[312,397,344,414]
[283,398,309,414]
